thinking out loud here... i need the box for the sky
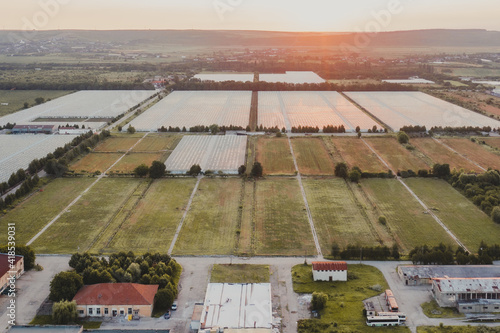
[1,0,499,32]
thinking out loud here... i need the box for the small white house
[312,261,347,282]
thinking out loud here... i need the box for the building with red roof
[73,283,159,318]
[312,261,347,282]
[0,253,24,293]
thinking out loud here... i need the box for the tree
[44,158,68,177]
[348,169,361,183]
[378,216,387,225]
[492,206,500,224]
[187,164,202,176]
[117,125,123,132]
[397,131,409,144]
[154,288,174,311]
[391,244,400,259]
[134,164,149,177]
[0,245,36,270]
[355,126,361,133]
[238,165,246,175]
[250,162,263,178]
[127,125,136,134]
[35,97,45,105]
[49,271,83,302]
[23,102,29,109]
[209,124,220,135]
[311,292,328,311]
[334,162,349,179]
[52,300,77,324]
[149,161,166,179]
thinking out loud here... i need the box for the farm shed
[431,278,500,310]
[312,261,347,282]
[12,124,57,134]
[398,265,500,286]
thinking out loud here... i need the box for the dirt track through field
[432,137,487,172]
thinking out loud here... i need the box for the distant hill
[2,29,500,49]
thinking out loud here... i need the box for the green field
[237,180,255,255]
[95,178,197,253]
[70,153,122,173]
[132,134,182,152]
[110,153,165,173]
[94,137,141,152]
[360,179,455,252]
[303,179,393,253]
[0,90,72,117]
[291,137,335,175]
[405,178,500,251]
[417,326,499,333]
[0,178,94,244]
[256,137,295,175]
[173,178,242,255]
[31,178,143,253]
[253,178,316,256]
[329,137,387,173]
[210,264,270,283]
[366,138,430,172]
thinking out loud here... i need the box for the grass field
[293,264,409,333]
[405,178,500,251]
[291,138,335,175]
[94,137,141,152]
[0,90,72,117]
[253,178,316,256]
[421,300,463,318]
[173,178,242,255]
[95,178,197,254]
[439,138,500,170]
[483,137,500,150]
[360,179,455,252]
[366,137,430,172]
[256,137,295,175]
[329,137,387,173]
[110,153,165,173]
[411,138,482,173]
[303,179,392,252]
[31,178,143,253]
[417,326,498,333]
[210,264,270,283]
[132,134,181,152]
[70,153,122,173]
[0,178,94,244]
[237,180,255,255]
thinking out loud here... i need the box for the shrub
[311,292,328,311]
[378,216,387,225]
[492,206,500,224]
[397,131,409,144]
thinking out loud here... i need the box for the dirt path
[432,137,487,172]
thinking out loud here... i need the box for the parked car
[164,311,171,319]
[171,302,178,311]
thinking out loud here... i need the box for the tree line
[331,243,400,260]
[409,242,500,265]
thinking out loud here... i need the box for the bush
[187,164,202,176]
[250,162,263,178]
[127,125,136,134]
[52,300,77,324]
[334,162,349,179]
[492,206,500,224]
[397,131,409,144]
[134,164,149,177]
[49,271,83,302]
[348,169,361,183]
[311,292,328,311]
[378,216,387,225]
[149,161,166,178]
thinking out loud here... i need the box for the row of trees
[409,242,498,265]
[133,161,166,178]
[331,244,400,260]
[429,126,496,134]
[158,124,244,133]
[400,125,427,133]
[0,174,39,209]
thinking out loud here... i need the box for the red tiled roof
[73,283,159,306]
[312,261,347,271]
[0,254,23,278]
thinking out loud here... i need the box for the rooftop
[399,265,500,279]
[72,283,158,306]
[312,261,348,271]
[433,278,500,293]
[0,253,23,277]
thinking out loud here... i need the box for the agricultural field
[434,91,500,117]
[483,137,500,150]
[31,178,143,253]
[194,73,254,82]
[328,137,387,173]
[291,137,335,175]
[439,138,500,170]
[360,179,455,252]
[165,135,247,174]
[127,91,252,131]
[173,178,242,255]
[253,178,316,256]
[0,134,76,182]
[131,134,181,152]
[0,178,94,244]
[0,90,72,117]
[96,178,197,253]
[411,138,482,172]
[366,137,430,172]
[345,91,500,131]
[0,90,156,127]
[258,91,379,132]
[303,179,392,253]
[405,178,500,251]
[93,136,141,152]
[210,264,270,283]
[259,71,325,84]
[255,137,295,175]
[70,152,122,173]
[110,153,164,173]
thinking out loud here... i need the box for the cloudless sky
[2,0,499,32]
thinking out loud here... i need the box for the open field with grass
[93,137,141,152]
[95,178,197,253]
[110,153,165,173]
[439,138,500,170]
[173,178,242,255]
[417,326,498,333]
[303,179,392,252]
[131,134,182,152]
[329,137,387,173]
[421,300,463,319]
[405,178,500,251]
[31,178,142,253]
[360,179,455,252]
[256,137,295,175]
[291,137,335,175]
[210,264,270,283]
[411,138,482,173]
[366,138,430,172]
[254,178,315,256]
[0,90,72,117]
[483,137,500,150]
[293,264,409,333]
[70,153,122,173]
[237,181,255,255]
[0,178,94,244]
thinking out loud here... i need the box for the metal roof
[433,278,500,293]
[399,265,500,279]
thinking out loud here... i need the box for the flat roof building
[432,278,500,310]
[11,124,57,134]
[398,265,500,286]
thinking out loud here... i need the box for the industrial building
[312,261,347,282]
[398,265,500,286]
[11,124,57,134]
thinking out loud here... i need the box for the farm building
[199,283,272,331]
[0,254,24,293]
[165,135,247,174]
[11,124,57,134]
[312,261,347,282]
[259,71,325,84]
[431,278,500,312]
[73,283,159,318]
[398,265,500,286]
